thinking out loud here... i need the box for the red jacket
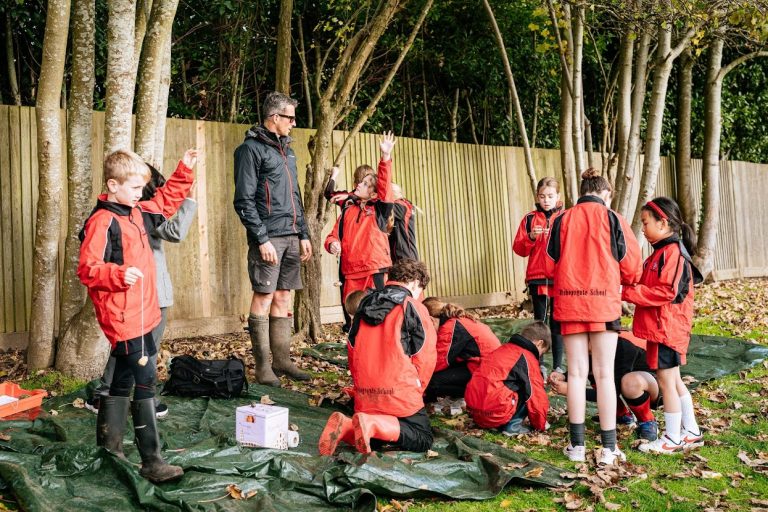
[78,161,194,348]
[435,317,501,374]
[325,159,393,278]
[513,204,563,283]
[464,335,549,430]
[348,283,437,417]
[546,196,642,322]
[623,236,701,367]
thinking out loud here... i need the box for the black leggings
[371,408,433,453]
[424,365,472,403]
[530,284,564,369]
[110,332,157,400]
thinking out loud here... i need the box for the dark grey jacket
[233,125,309,245]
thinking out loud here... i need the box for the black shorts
[656,343,682,370]
[247,236,303,293]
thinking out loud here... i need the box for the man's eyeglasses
[274,113,296,122]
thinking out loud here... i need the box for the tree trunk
[614,31,651,217]
[631,22,696,235]
[421,61,430,140]
[482,0,537,195]
[675,47,697,232]
[297,17,313,128]
[132,0,153,81]
[5,14,22,105]
[104,0,137,154]
[570,5,586,174]
[153,27,172,167]
[612,29,634,193]
[275,0,293,94]
[450,88,459,143]
[559,72,577,207]
[466,94,479,144]
[134,0,179,164]
[407,67,415,137]
[295,0,409,341]
[27,0,71,369]
[531,90,539,148]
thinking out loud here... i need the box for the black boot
[248,314,281,386]
[131,398,183,483]
[270,316,310,381]
[96,395,130,459]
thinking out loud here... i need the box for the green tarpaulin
[2,319,766,511]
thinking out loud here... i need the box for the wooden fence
[1,105,766,348]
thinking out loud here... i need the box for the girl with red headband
[622,196,703,454]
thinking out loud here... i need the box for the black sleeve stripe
[546,214,563,262]
[658,251,666,279]
[672,256,691,304]
[503,354,532,406]
[402,301,427,356]
[525,213,534,235]
[447,321,472,365]
[608,210,627,262]
[375,201,395,232]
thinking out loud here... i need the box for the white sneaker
[681,429,704,449]
[563,444,586,462]
[598,447,626,466]
[638,435,684,455]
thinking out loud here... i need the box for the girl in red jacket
[622,197,703,454]
[325,132,396,308]
[546,169,642,466]
[421,298,501,402]
[513,177,564,372]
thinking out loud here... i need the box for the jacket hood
[245,124,292,147]
[652,234,704,285]
[357,285,411,326]
[507,333,541,360]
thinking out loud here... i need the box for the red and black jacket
[622,235,702,367]
[348,282,437,417]
[390,198,419,262]
[464,335,549,430]
[546,196,642,322]
[434,317,501,374]
[324,159,393,278]
[78,161,194,349]
[513,203,563,284]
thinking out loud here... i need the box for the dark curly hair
[388,259,430,289]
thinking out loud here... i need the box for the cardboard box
[236,404,289,449]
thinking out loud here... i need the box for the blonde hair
[536,177,560,194]
[104,149,150,184]
[422,297,477,321]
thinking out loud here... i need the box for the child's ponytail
[681,222,697,256]
[422,297,477,321]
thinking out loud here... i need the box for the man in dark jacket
[233,91,312,386]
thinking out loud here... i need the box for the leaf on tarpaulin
[259,395,275,405]
[524,467,544,478]
[72,398,85,408]
[226,484,256,500]
[0,432,10,442]
[426,450,439,459]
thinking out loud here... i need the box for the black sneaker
[85,397,100,414]
[155,402,169,419]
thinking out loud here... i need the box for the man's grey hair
[262,92,298,121]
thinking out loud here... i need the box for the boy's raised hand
[182,149,199,169]
[379,131,395,161]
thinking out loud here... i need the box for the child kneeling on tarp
[318,259,437,455]
[464,321,551,436]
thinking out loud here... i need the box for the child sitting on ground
[464,321,551,436]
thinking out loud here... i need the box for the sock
[664,412,682,444]
[679,391,700,434]
[600,429,617,451]
[616,400,629,418]
[625,391,655,422]
[569,422,585,447]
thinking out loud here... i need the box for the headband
[646,200,668,220]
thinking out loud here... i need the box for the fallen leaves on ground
[226,483,256,500]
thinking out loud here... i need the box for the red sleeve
[512,214,535,257]
[140,161,194,219]
[77,213,130,292]
[623,250,682,307]
[617,214,642,285]
[376,159,392,202]
[410,305,437,392]
[324,213,342,253]
[434,320,457,373]
[525,354,550,431]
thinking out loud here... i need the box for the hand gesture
[124,267,144,287]
[259,241,278,265]
[379,131,395,161]
[300,239,313,262]
[329,241,341,256]
[182,149,199,169]
[530,226,544,240]
[330,166,341,181]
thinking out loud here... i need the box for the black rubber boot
[131,398,183,483]
[96,395,130,459]
[248,314,281,386]
[270,316,310,381]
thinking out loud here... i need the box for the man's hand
[300,239,313,262]
[124,267,144,286]
[329,241,341,256]
[259,241,278,265]
[182,148,199,169]
[380,131,395,161]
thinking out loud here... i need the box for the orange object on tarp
[0,382,47,419]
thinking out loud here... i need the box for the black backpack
[162,355,248,399]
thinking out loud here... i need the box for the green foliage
[20,371,86,396]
